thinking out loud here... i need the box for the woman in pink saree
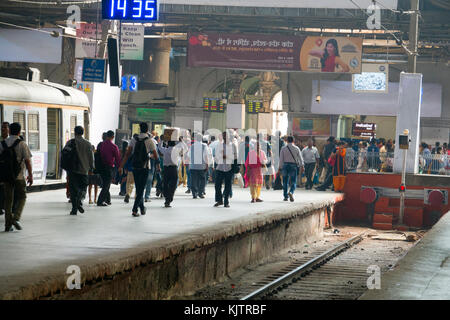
[244,142,267,203]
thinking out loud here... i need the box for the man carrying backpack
[97,131,120,207]
[0,121,9,216]
[0,122,33,232]
[119,122,160,217]
[62,126,94,215]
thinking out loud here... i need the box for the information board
[82,58,106,83]
[203,97,225,113]
[102,0,159,21]
[245,96,264,114]
[352,122,377,138]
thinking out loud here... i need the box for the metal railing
[344,151,450,176]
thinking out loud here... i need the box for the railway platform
[0,184,343,299]
[360,210,450,300]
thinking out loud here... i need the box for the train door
[0,104,3,123]
[46,108,62,179]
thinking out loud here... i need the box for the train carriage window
[28,113,40,150]
[13,111,26,141]
[70,115,77,139]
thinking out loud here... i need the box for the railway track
[240,231,407,300]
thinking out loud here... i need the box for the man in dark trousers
[214,131,238,208]
[0,121,9,216]
[97,130,120,206]
[0,122,33,232]
[316,136,336,191]
[188,133,209,199]
[119,122,160,216]
[158,140,181,207]
[65,126,94,215]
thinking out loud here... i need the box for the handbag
[286,145,302,169]
[235,173,245,188]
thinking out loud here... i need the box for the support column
[393,73,423,174]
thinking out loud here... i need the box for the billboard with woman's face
[300,37,363,73]
[187,32,362,74]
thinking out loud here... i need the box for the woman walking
[244,142,267,203]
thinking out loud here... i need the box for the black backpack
[0,139,23,184]
[132,136,149,169]
[61,139,79,172]
[94,142,105,174]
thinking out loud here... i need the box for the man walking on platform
[214,131,238,208]
[158,140,181,207]
[188,133,209,199]
[0,122,33,232]
[97,130,120,207]
[0,122,9,216]
[316,136,336,191]
[119,122,160,216]
[302,139,320,190]
[63,126,94,215]
[279,136,304,202]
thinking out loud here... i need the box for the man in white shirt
[188,133,209,199]
[301,139,320,190]
[214,131,238,208]
[279,136,304,202]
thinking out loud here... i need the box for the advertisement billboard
[187,33,362,73]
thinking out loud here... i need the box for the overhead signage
[164,1,398,9]
[102,0,159,21]
[75,23,102,58]
[352,122,377,138]
[188,33,362,73]
[203,97,225,113]
[120,24,144,60]
[121,74,138,92]
[82,59,107,83]
[292,117,331,136]
[245,96,264,114]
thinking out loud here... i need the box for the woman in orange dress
[244,142,267,203]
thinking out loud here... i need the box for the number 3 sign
[121,75,138,92]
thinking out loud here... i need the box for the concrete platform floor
[0,184,340,298]
[360,211,450,300]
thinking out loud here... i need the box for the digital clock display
[102,0,159,21]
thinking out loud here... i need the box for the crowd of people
[1,118,449,232]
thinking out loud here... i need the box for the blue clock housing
[102,0,159,21]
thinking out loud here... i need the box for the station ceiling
[0,0,449,60]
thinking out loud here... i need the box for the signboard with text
[352,122,377,138]
[203,97,225,113]
[292,117,331,136]
[75,23,102,58]
[245,96,264,114]
[188,33,362,73]
[120,24,144,60]
[82,59,106,83]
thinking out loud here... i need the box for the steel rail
[241,232,365,300]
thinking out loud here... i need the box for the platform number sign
[102,0,159,21]
[121,74,138,92]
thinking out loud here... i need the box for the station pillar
[393,72,423,174]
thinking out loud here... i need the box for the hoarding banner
[75,23,102,58]
[164,0,398,9]
[292,118,331,136]
[0,28,62,64]
[187,33,362,73]
[120,24,144,60]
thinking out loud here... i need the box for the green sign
[136,108,166,121]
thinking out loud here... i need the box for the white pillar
[393,73,423,174]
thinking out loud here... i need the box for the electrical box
[398,134,410,150]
